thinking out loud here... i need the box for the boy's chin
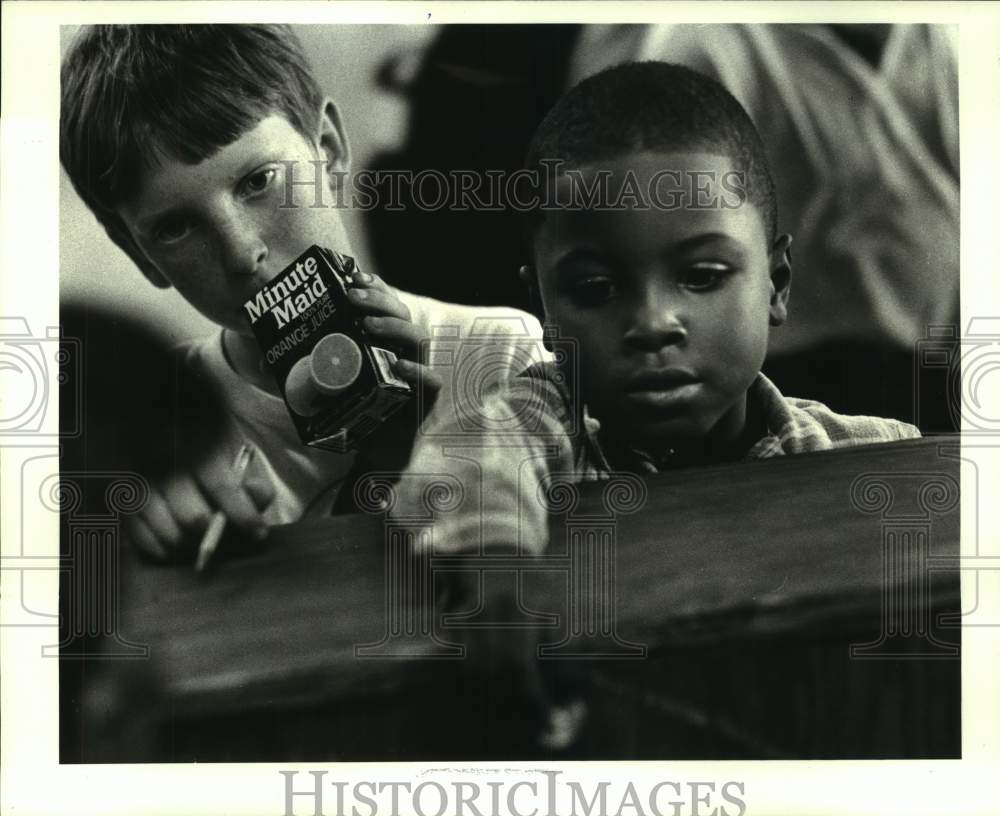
[636,425,705,455]
[604,412,708,455]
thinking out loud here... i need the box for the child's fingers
[124,515,168,562]
[122,477,207,561]
[348,269,392,295]
[361,315,425,359]
[196,467,269,540]
[136,487,185,551]
[122,439,273,561]
[392,358,442,396]
[347,285,411,322]
[162,475,214,534]
[242,458,277,513]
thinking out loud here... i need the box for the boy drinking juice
[60,25,546,560]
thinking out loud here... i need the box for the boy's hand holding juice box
[243,245,413,453]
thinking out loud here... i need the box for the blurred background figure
[61,304,229,484]
[365,24,582,311]
[60,304,230,762]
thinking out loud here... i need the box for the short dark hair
[524,61,777,243]
[60,24,324,256]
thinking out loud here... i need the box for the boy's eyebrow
[129,143,289,234]
[133,205,189,235]
[668,232,743,254]
[553,247,607,268]
[550,247,618,279]
[552,233,744,272]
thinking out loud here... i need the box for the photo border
[2,2,997,814]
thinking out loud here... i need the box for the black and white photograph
[2,3,998,815]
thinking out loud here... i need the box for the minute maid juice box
[243,245,412,452]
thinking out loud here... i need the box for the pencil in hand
[194,444,254,573]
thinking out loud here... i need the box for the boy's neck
[222,329,281,394]
[608,392,766,471]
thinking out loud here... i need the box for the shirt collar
[582,373,785,472]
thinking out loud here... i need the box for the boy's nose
[217,217,269,278]
[624,293,687,351]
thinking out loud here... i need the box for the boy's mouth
[626,368,699,389]
[624,369,701,409]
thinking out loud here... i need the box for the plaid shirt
[403,363,920,553]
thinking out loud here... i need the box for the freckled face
[117,115,352,336]
[533,151,785,453]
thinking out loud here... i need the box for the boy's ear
[520,264,556,352]
[317,98,352,178]
[768,233,793,327]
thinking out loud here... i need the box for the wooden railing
[61,437,961,761]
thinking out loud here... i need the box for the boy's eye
[568,276,619,306]
[154,215,193,244]
[241,167,277,197]
[682,263,731,291]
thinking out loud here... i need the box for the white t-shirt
[180,290,549,524]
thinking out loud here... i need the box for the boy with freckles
[59,25,546,561]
